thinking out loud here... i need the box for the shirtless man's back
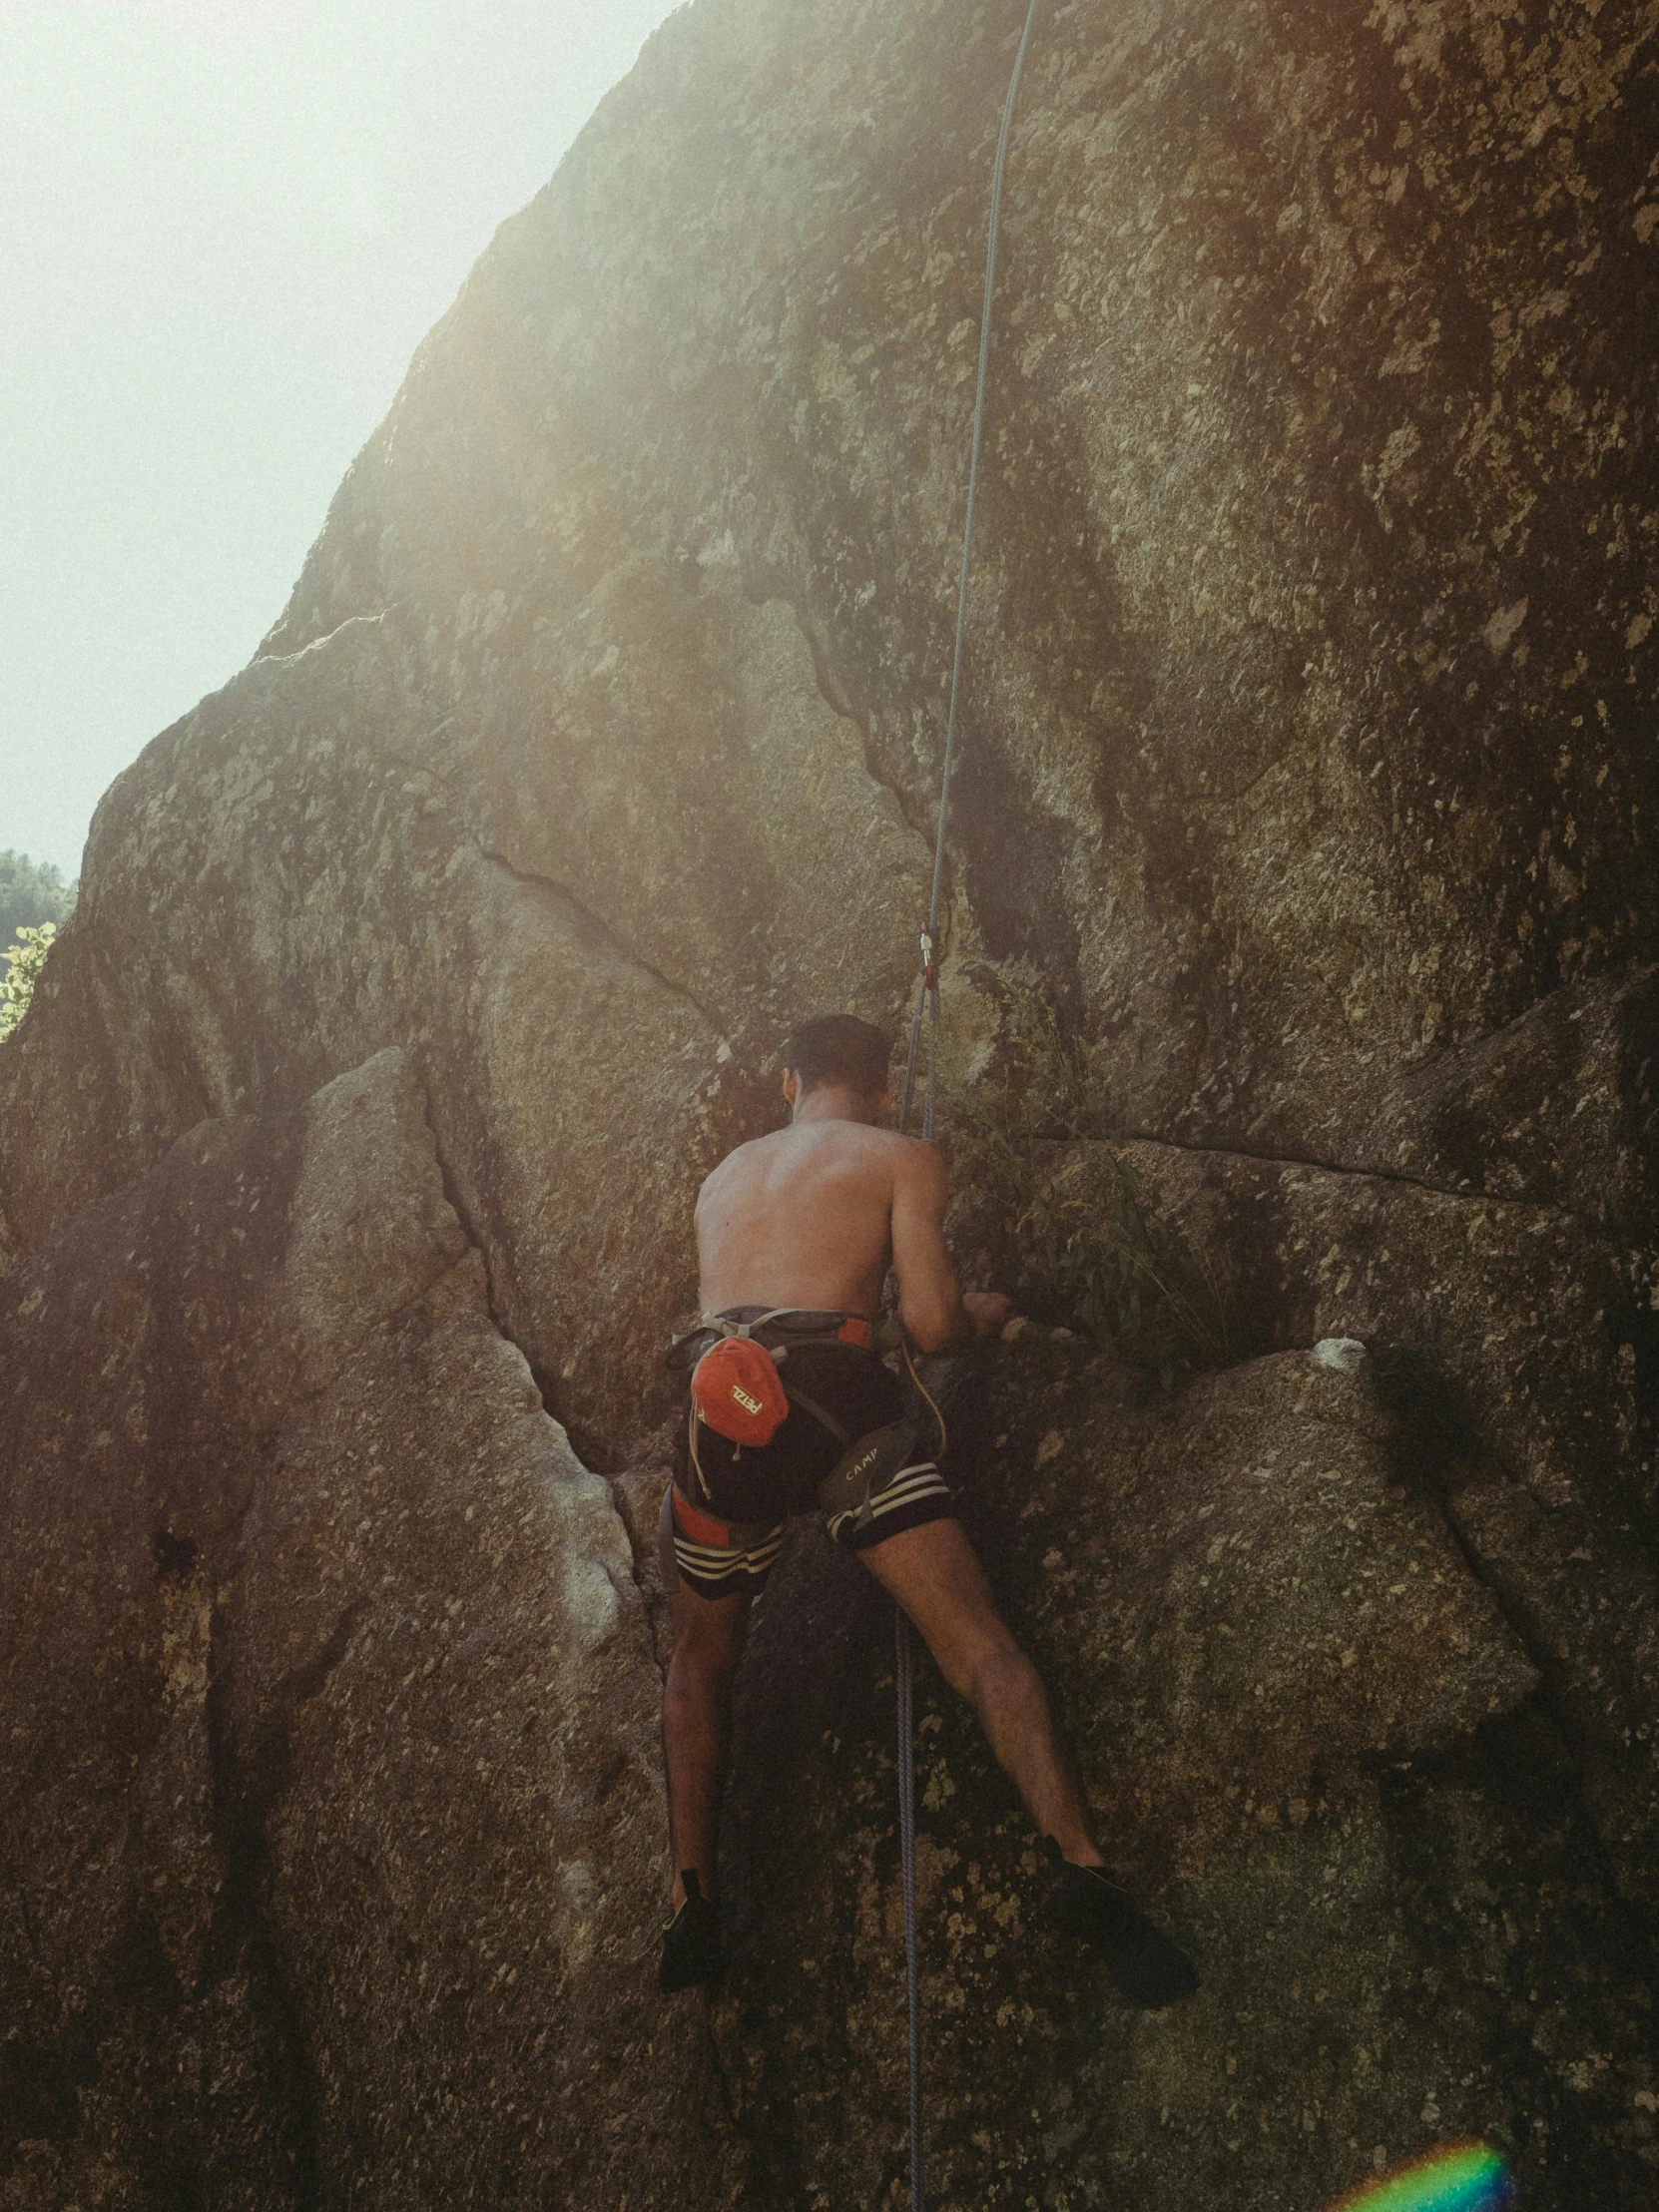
[695,1109,974,1353]
[655,1013,1197,2012]
[696,1118,901,1321]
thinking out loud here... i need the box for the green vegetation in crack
[937,967,1232,1378]
[0,923,57,1043]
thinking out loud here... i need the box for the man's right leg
[858,1514,1198,2006]
[662,1571,751,1911]
[856,1515,1100,1860]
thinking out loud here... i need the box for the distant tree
[0,923,55,1042]
[0,851,77,940]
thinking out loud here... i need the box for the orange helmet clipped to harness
[691,1335,790,1447]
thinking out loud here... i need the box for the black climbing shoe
[1044,1857,1199,2008]
[659,1870,722,1994]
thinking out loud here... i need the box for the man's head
[782,1014,893,1122]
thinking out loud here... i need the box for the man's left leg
[859,1515,1198,2006]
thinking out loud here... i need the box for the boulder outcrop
[0,1052,737,2207]
[3,0,1657,2202]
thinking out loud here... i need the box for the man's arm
[889,1140,1012,1353]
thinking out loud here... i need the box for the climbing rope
[894,1602,923,2211]
[892,8,1040,2207]
[900,0,1042,1152]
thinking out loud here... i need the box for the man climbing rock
[657,1014,1197,2008]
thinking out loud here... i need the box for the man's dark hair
[784,1014,892,1097]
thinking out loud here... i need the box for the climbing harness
[669,1305,882,1493]
[666,1305,877,1362]
[892,7,1041,2206]
[671,1308,953,1551]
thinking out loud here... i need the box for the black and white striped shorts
[667,1341,956,1600]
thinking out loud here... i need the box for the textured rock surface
[1,0,1657,2201]
[714,1342,1656,2209]
[0,1053,738,2208]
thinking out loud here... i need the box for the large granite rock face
[2,0,1657,2202]
[0,1053,739,2208]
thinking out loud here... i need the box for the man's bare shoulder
[842,1123,932,1158]
[697,1121,935,1195]
[886,1130,948,1192]
[807,1123,941,1177]
[827,1123,947,1197]
[696,1129,779,1201]
[868,1127,943,1166]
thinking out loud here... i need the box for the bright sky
[1,0,682,880]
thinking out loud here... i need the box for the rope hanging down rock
[899,0,1042,1151]
[892,8,1040,2207]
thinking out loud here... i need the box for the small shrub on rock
[0,922,56,1042]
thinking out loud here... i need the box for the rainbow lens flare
[1324,2138,1514,2212]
